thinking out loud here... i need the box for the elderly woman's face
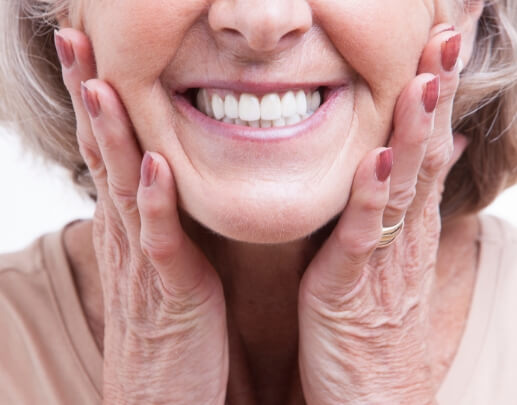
[82,0,458,243]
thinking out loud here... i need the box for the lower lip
[172,86,346,143]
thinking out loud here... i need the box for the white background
[1,126,517,254]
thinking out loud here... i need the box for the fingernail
[441,33,462,72]
[141,152,158,187]
[422,76,440,113]
[376,148,393,182]
[54,30,75,68]
[81,82,101,118]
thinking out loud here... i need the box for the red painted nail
[81,82,101,118]
[54,30,75,68]
[141,152,158,187]
[422,76,440,113]
[441,33,462,72]
[376,148,393,182]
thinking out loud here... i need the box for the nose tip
[209,0,312,53]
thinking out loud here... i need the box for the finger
[382,74,439,227]
[300,148,392,305]
[54,30,103,185]
[437,133,469,190]
[419,133,470,221]
[137,152,219,298]
[429,23,455,38]
[54,27,123,230]
[410,31,462,213]
[81,79,143,244]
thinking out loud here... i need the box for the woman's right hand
[54,28,229,404]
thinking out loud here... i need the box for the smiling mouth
[180,87,331,128]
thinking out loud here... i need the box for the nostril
[279,29,303,44]
[208,0,313,54]
[222,28,242,37]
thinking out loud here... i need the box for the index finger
[54,29,98,165]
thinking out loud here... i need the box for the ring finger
[381,73,439,227]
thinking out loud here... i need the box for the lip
[172,84,347,143]
[174,81,347,96]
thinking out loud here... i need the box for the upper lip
[173,80,347,95]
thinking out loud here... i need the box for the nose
[208,0,312,54]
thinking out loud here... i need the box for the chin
[181,188,346,244]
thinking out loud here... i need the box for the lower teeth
[217,113,314,128]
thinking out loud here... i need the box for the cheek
[87,1,206,90]
[313,0,432,142]
[314,0,431,92]
[85,1,211,152]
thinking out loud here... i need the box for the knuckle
[96,126,123,152]
[76,130,96,151]
[87,156,107,181]
[439,83,459,103]
[108,178,138,214]
[410,126,431,146]
[140,233,183,266]
[389,184,417,212]
[138,192,166,219]
[360,195,386,212]
[78,137,100,161]
[347,239,378,264]
[335,229,377,263]
[105,226,130,269]
[422,143,453,175]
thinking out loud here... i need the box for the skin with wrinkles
[74,0,461,243]
[56,0,484,404]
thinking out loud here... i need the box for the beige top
[0,215,515,404]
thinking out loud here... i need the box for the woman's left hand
[297,26,467,405]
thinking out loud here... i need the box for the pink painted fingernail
[141,152,158,187]
[54,30,75,68]
[441,33,462,72]
[81,82,101,118]
[422,76,440,113]
[376,148,393,182]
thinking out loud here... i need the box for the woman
[1,0,516,403]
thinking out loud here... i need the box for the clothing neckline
[435,214,501,403]
[42,219,103,396]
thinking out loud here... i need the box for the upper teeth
[195,89,322,128]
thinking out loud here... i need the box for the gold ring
[377,218,404,248]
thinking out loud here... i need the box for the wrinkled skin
[56,0,483,403]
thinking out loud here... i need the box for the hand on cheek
[54,28,229,404]
[297,24,467,405]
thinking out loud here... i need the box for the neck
[63,212,479,404]
[178,209,335,296]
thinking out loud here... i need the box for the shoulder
[0,226,68,309]
[0,235,46,279]
[0,221,76,280]
[477,214,517,295]
[0,233,54,323]
[478,214,517,247]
